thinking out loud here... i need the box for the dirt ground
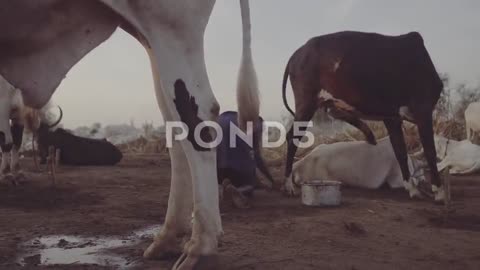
[0,153,479,270]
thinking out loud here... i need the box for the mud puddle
[17,225,161,269]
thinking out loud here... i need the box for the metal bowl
[301,180,342,207]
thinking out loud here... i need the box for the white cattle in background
[0,75,25,182]
[414,135,480,175]
[0,75,63,183]
[465,102,480,142]
[0,1,259,269]
[285,137,426,198]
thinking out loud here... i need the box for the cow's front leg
[0,151,11,181]
[144,141,193,260]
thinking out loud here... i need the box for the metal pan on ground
[302,180,342,207]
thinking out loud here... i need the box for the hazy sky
[54,1,480,128]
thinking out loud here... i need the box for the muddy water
[17,225,161,269]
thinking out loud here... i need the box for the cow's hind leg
[384,119,422,198]
[0,142,13,182]
[343,118,377,145]
[285,104,316,196]
[0,151,11,182]
[328,107,377,145]
[144,141,193,260]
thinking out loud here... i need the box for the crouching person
[217,111,274,208]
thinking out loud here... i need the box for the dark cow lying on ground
[282,31,445,201]
[217,111,274,208]
[36,123,123,166]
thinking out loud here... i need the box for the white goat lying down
[285,137,425,197]
[414,135,480,175]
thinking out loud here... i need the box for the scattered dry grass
[117,136,167,154]
[433,118,466,141]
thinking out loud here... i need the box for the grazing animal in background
[217,111,274,208]
[288,137,425,196]
[413,136,480,175]
[465,102,480,142]
[282,31,445,201]
[0,1,259,268]
[36,123,123,166]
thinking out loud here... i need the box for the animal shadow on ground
[428,214,480,232]
[0,182,102,211]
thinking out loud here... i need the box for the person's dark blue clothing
[216,111,273,194]
[217,111,261,185]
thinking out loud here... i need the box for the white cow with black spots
[0,75,64,184]
[0,75,25,183]
[0,1,258,269]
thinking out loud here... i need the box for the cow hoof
[284,177,300,197]
[14,171,26,183]
[411,176,422,186]
[287,188,300,197]
[367,136,377,145]
[218,185,224,202]
[224,184,251,209]
[432,185,446,202]
[283,186,298,197]
[3,173,14,183]
[144,234,182,260]
[172,253,219,270]
[403,180,423,199]
[10,177,19,186]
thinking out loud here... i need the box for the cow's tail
[32,134,39,171]
[237,0,260,131]
[282,58,295,116]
